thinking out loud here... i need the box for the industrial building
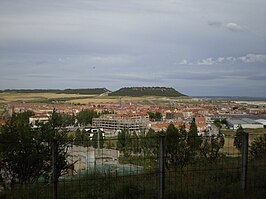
[226,118,264,129]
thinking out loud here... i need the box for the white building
[227,118,264,130]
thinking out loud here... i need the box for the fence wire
[0,133,266,199]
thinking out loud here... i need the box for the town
[2,96,266,135]
[1,89,266,198]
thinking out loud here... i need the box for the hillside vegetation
[0,88,110,95]
[109,87,185,97]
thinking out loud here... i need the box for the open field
[0,92,97,103]
[0,92,188,104]
[221,128,266,155]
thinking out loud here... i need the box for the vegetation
[2,157,265,199]
[249,134,266,160]
[76,109,99,125]
[233,126,246,152]
[148,111,162,121]
[1,114,266,198]
[74,129,91,147]
[0,111,72,191]
[109,87,185,97]
[0,88,110,95]
[91,130,104,148]
[200,131,225,160]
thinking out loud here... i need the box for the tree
[233,126,246,152]
[74,129,91,147]
[165,123,191,168]
[91,130,104,149]
[117,130,131,155]
[155,112,163,121]
[148,112,162,121]
[200,131,225,160]
[213,119,222,129]
[140,128,159,157]
[131,132,140,154]
[76,110,99,126]
[165,124,180,166]
[0,111,72,190]
[249,134,266,160]
[0,112,50,189]
[148,112,156,121]
[188,120,202,155]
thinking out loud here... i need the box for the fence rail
[0,133,266,199]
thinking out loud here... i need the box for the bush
[250,134,266,160]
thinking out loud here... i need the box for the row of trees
[117,123,266,169]
[117,120,225,168]
[1,110,265,191]
[148,112,163,121]
[31,109,100,127]
[74,128,104,148]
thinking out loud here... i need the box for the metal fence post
[52,137,58,199]
[241,132,249,192]
[159,135,165,199]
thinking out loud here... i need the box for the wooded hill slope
[109,87,185,97]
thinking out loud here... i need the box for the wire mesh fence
[1,133,266,199]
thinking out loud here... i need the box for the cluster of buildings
[1,99,266,136]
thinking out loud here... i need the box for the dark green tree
[249,134,266,160]
[148,112,163,121]
[200,131,225,160]
[233,126,246,152]
[148,112,156,121]
[188,120,202,155]
[155,112,163,121]
[76,109,99,126]
[117,129,131,155]
[92,131,104,149]
[140,128,159,156]
[74,129,91,147]
[165,124,180,166]
[131,132,140,154]
[0,111,73,190]
[165,123,191,168]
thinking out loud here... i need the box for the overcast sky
[0,0,265,96]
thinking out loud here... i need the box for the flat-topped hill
[109,87,185,97]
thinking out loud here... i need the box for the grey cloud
[0,0,266,96]
[247,76,266,81]
[197,58,215,65]
[208,21,222,27]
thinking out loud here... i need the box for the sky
[0,0,265,97]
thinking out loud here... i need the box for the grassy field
[220,128,266,155]
[0,92,97,103]
[0,92,188,105]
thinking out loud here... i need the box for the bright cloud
[180,54,266,65]
[226,22,245,32]
[197,58,215,65]
[238,54,266,63]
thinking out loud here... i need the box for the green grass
[3,156,265,199]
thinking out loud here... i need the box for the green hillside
[0,88,110,95]
[109,87,185,97]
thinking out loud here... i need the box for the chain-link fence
[1,133,266,199]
